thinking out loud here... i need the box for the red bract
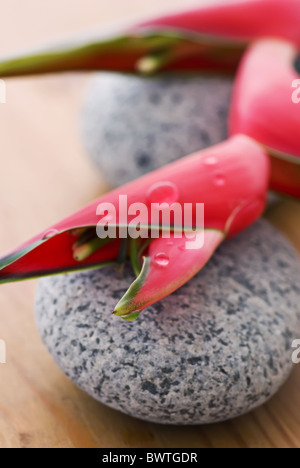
[114,231,225,321]
[139,0,300,45]
[0,0,299,77]
[229,39,300,198]
[0,136,269,320]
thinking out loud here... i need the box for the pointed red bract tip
[114,230,225,319]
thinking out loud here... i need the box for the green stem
[130,238,142,277]
[115,237,129,273]
[0,30,245,78]
[73,236,112,262]
[138,238,153,258]
[136,50,173,74]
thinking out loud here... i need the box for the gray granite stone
[81,73,233,187]
[35,220,300,425]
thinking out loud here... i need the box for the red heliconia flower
[138,0,300,46]
[229,39,300,198]
[0,136,269,320]
[0,0,299,77]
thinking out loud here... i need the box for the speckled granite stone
[81,73,233,187]
[35,220,300,425]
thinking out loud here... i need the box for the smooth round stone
[35,220,300,425]
[81,73,233,187]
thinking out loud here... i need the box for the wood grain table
[0,0,299,448]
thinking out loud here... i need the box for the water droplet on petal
[42,229,59,240]
[204,156,218,166]
[147,181,179,205]
[214,174,226,187]
[153,253,170,268]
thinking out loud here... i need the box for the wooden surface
[0,0,300,449]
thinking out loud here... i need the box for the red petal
[114,230,224,319]
[230,39,300,197]
[138,0,300,47]
[0,233,120,283]
[0,136,269,284]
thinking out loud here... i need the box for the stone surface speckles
[35,221,300,425]
[81,73,233,187]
